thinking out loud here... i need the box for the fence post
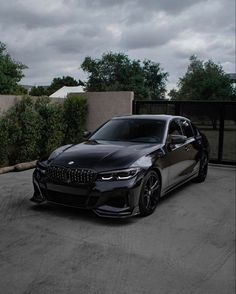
[175,101,181,115]
[132,100,137,114]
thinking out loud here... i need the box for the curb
[0,160,37,175]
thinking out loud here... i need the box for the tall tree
[0,42,27,94]
[81,52,168,100]
[47,76,79,96]
[29,86,48,96]
[169,55,235,101]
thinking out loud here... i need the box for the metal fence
[133,100,236,165]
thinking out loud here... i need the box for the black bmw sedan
[31,115,209,218]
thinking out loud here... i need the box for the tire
[139,170,161,216]
[195,153,208,183]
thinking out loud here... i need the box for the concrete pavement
[0,166,235,294]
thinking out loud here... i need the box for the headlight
[98,168,140,181]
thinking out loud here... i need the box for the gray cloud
[0,0,234,92]
[80,0,207,14]
[47,24,115,55]
[0,1,75,29]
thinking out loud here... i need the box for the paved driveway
[0,166,235,294]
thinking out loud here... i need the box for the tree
[29,86,48,96]
[169,55,235,101]
[47,76,79,96]
[0,42,27,94]
[81,52,168,100]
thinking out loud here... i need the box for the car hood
[50,140,163,172]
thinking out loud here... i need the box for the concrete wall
[0,91,134,131]
[0,95,23,114]
[78,91,133,131]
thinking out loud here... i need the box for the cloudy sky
[0,0,235,92]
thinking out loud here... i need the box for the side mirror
[83,131,91,139]
[169,134,187,145]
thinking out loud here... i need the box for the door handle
[185,145,191,151]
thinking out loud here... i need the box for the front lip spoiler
[94,205,135,218]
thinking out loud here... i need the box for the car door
[165,119,196,189]
[179,119,200,177]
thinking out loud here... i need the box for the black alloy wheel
[139,170,161,216]
[195,153,208,183]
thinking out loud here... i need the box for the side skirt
[161,172,198,197]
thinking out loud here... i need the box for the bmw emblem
[68,161,74,165]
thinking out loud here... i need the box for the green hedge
[64,94,87,144]
[0,95,87,167]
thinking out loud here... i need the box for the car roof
[112,114,189,122]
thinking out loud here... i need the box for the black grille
[46,166,97,184]
[46,190,87,207]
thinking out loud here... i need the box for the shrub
[3,96,41,164]
[0,116,9,166]
[35,97,65,158]
[0,95,88,167]
[63,95,87,144]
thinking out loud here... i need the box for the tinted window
[181,120,194,138]
[90,119,166,143]
[168,120,182,135]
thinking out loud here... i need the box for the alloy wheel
[139,171,161,216]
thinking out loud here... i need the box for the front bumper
[31,168,144,218]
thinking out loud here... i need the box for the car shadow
[29,179,199,225]
[30,202,137,226]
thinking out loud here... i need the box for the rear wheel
[195,153,208,183]
[139,170,161,216]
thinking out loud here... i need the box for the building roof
[49,86,84,98]
[226,73,236,82]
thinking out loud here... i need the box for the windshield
[90,119,166,143]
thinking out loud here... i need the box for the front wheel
[139,170,161,216]
[195,153,208,183]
